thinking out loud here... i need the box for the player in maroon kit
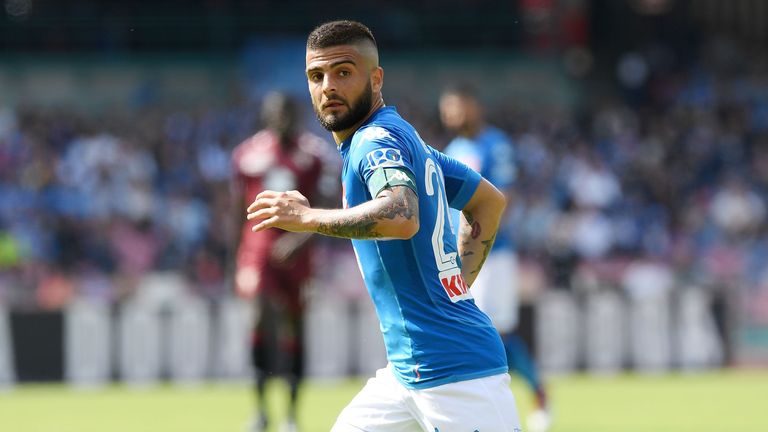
[232,92,332,432]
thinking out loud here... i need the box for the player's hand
[246,190,312,233]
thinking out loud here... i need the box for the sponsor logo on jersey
[239,150,274,175]
[388,169,410,182]
[439,268,472,302]
[360,126,393,141]
[262,167,297,191]
[366,148,405,169]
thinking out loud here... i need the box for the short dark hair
[307,20,377,50]
[442,82,479,100]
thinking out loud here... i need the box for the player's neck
[459,121,483,139]
[332,98,386,145]
[276,134,297,150]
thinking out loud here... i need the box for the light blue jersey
[339,107,507,389]
[445,126,516,250]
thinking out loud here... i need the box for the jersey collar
[338,106,396,153]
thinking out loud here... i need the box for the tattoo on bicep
[314,187,417,240]
[376,187,418,221]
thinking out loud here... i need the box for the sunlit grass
[0,370,764,432]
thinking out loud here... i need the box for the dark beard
[315,81,373,132]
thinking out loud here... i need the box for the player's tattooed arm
[315,186,419,239]
[460,212,496,275]
[247,187,419,240]
[376,185,417,221]
[315,212,380,239]
[459,210,479,256]
[458,179,506,287]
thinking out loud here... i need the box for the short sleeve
[350,126,417,198]
[429,147,481,210]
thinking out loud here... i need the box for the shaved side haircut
[307,20,377,50]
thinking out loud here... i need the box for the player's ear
[372,67,384,94]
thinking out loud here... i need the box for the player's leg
[503,335,552,432]
[249,290,280,431]
[284,313,303,429]
[502,331,548,410]
[408,373,522,431]
[280,274,307,431]
[331,366,422,432]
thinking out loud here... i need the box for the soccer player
[440,85,552,432]
[247,20,521,431]
[232,91,331,432]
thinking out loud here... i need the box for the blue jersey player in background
[247,20,522,431]
[440,85,552,432]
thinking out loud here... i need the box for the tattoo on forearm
[459,212,474,258]
[315,187,417,240]
[461,238,474,257]
[469,233,496,276]
[462,210,482,239]
[470,221,481,239]
[316,214,382,239]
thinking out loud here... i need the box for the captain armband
[367,167,417,198]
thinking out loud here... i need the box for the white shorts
[471,250,519,333]
[331,365,521,432]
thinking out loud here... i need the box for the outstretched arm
[457,178,507,287]
[246,186,419,240]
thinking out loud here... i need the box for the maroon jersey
[232,129,328,299]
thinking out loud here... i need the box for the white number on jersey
[425,159,472,302]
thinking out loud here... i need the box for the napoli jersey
[445,126,516,250]
[338,107,507,389]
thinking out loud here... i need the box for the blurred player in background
[248,20,521,431]
[440,85,552,432]
[232,91,333,432]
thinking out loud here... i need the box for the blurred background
[0,0,767,430]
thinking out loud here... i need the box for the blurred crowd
[489,50,768,290]
[499,40,768,320]
[0,104,258,309]
[1,39,768,332]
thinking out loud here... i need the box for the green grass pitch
[0,371,764,431]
